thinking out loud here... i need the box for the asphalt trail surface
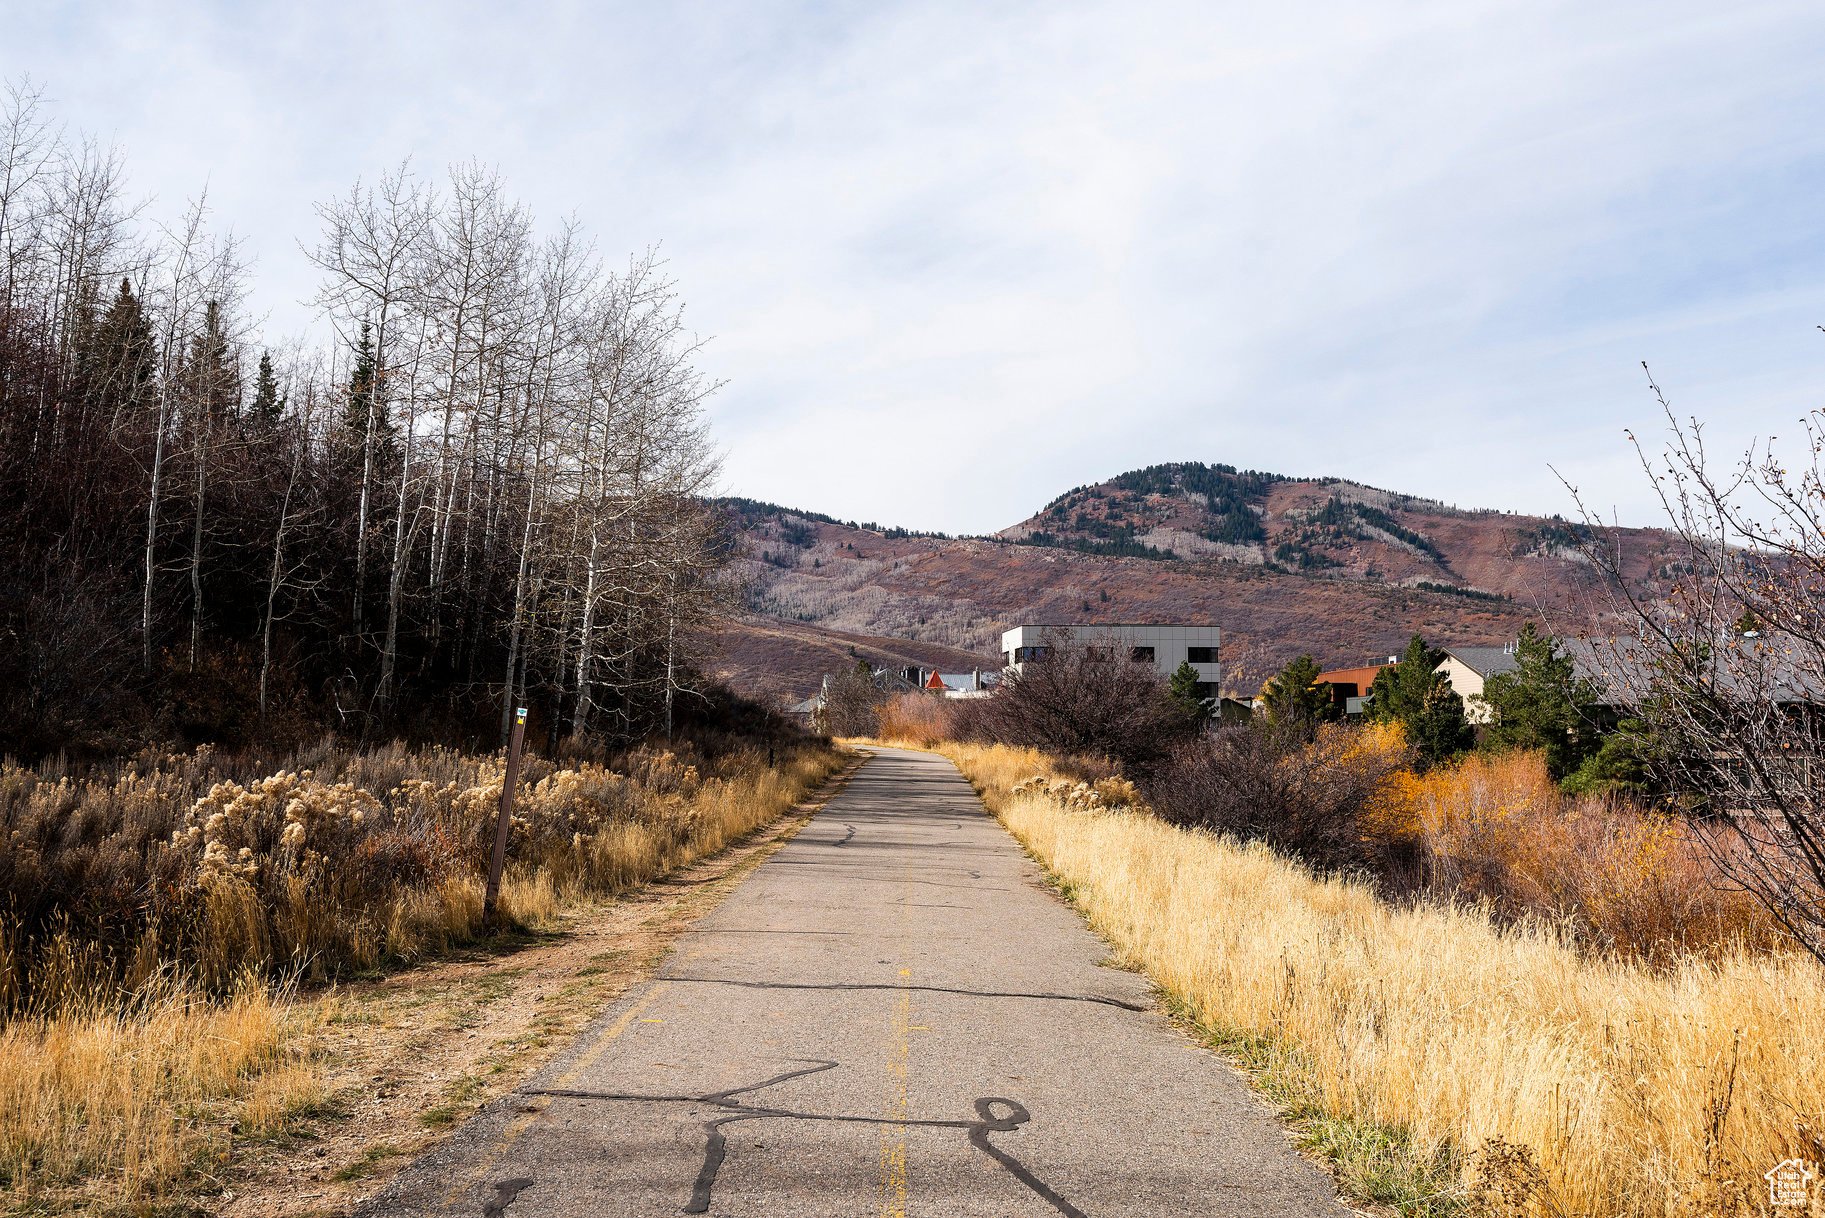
[360,747,1340,1216]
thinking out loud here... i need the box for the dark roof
[1563,637,1825,707]
[1444,647,1520,680]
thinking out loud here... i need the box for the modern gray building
[999,623,1223,700]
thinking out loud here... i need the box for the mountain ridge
[712,461,1677,704]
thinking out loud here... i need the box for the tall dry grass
[947,740,1825,1218]
[0,736,842,1210]
[0,978,326,1212]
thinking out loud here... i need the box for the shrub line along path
[359,746,1340,1216]
[214,752,868,1217]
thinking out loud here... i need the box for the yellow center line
[879,967,911,1217]
[879,801,913,1218]
[438,980,671,1211]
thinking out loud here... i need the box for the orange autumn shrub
[874,691,958,748]
[1349,720,1423,841]
[1412,750,1778,962]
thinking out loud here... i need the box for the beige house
[1436,645,1520,723]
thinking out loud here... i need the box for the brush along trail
[357,747,1339,1217]
[214,754,868,1218]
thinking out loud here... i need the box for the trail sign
[482,707,528,927]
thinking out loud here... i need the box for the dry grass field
[0,739,843,1214]
[942,740,1823,1218]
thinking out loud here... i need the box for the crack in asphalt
[655,975,1148,1011]
[524,1060,1086,1217]
[481,1177,533,1217]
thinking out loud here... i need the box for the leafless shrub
[815,664,889,737]
[1567,376,1825,962]
[1144,722,1411,873]
[970,630,1194,774]
[875,691,958,747]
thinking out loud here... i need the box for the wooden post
[483,707,527,927]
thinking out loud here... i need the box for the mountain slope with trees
[722,465,1680,701]
[0,83,729,758]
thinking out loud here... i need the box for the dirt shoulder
[213,751,868,1218]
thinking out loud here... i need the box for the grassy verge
[940,740,1824,1218]
[0,741,847,1215]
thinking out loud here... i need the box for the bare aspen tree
[260,368,312,715]
[139,198,225,671]
[305,162,433,636]
[1571,370,1825,962]
[0,78,57,318]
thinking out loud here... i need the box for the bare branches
[0,80,735,754]
[1568,371,1825,961]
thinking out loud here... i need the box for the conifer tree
[343,322,376,434]
[1366,634,1446,726]
[1367,633,1472,765]
[85,277,155,420]
[1168,659,1212,722]
[1262,654,1332,729]
[1410,679,1475,765]
[249,351,283,423]
[185,299,239,420]
[1479,621,1599,780]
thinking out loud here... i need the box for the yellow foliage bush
[1408,751,1778,962]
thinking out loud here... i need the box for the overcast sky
[9,1,1825,533]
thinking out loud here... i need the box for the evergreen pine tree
[84,278,156,418]
[339,321,397,462]
[1168,660,1212,722]
[1365,634,1447,725]
[1480,621,1599,780]
[185,299,240,420]
[1366,633,1472,765]
[1410,679,1475,765]
[1261,654,1332,729]
[343,322,377,434]
[249,352,283,424]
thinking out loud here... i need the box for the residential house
[1317,658,1398,717]
[929,670,999,699]
[1437,645,1521,723]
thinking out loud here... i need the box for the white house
[1437,644,1520,723]
[999,623,1223,700]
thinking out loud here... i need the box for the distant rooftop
[1444,646,1520,679]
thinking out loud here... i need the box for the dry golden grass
[944,740,1825,1218]
[0,740,843,1212]
[0,978,326,1212]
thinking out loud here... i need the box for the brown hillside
[711,617,991,708]
[718,464,1680,701]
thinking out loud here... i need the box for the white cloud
[9,0,1825,533]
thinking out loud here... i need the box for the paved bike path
[359,746,1340,1216]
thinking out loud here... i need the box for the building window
[1015,645,1050,663]
[1193,682,1216,699]
[1130,646,1155,663]
[1187,646,1217,664]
